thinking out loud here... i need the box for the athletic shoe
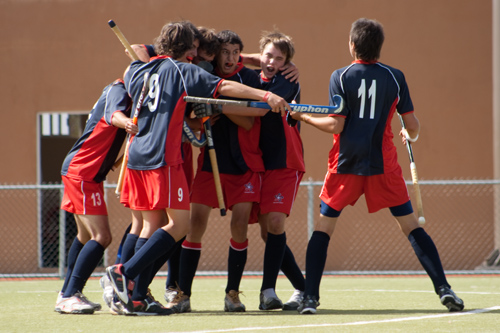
[56,292,95,314]
[54,292,65,312]
[164,287,178,303]
[224,290,246,312]
[283,290,304,311]
[298,295,319,314]
[106,264,134,312]
[100,275,115,309]
[128,296,174,316]
[166,291,191,313]
[109,300,128,315]
[438,286,464,312]
[79,293,102,311]
[259,289,283,311]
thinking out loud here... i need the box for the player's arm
[280,61,299,83]
[111,111,139,134]
[240,53,260,67]
[399,111,420,143]
[125,44,154,62]
[217,80,290,115]
[290,112,345,134]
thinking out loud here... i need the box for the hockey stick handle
[108,20,139,61]
[398,114,425,225]
[203,118,226,216]
[183,95,343,115]
[115,72,149,196]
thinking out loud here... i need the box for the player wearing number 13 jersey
[290,18,463,315]
[57,79,136,314]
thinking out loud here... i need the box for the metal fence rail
[1,180,500,278]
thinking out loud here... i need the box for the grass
[1,274,499,332]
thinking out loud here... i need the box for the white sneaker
[54,292,65,313]
[283,290,304,310]
[100,275,115,308]
[164,287,178,303]
[56,293,95,314]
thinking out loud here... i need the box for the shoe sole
[224,305,246,312]
[106,267,134,312]
[59,309,95,315]
[299,307,317,314]
[441,296,464,312]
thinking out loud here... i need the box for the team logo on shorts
[244,182,254,194]
[273,193,284,204]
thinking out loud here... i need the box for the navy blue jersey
[329,60,414,176]
[125,56,222,170]
[61,79,131,183]
[258,71,304,171]
[200,64,264,174]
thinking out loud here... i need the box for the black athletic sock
[61,237,84,294]
[408,227,449,293]
[131,237,150,300]
[115,223,132,264]
[179,246,201,297]
[225,239,248,294]
[280,244,305,291]
[261,232,286,291]
[166,236,185,289]
[304,231,330,299]
[123,229,176,280]
[63,240,104,297]
[148,237,184,286]
[120,233,139,264]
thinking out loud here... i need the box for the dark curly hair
[154,21,196,59]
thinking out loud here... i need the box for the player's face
[217,43,240,75]
[260,43,286,79]
[179,39,200,63]
[192,48,215,65]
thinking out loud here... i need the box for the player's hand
[193,103,223,118]
[126,44,151,62]
[399,128,418,144]
[265,92,290,116]
[286,100,298,126]
[125,120,139,135]
[280,61,299,83]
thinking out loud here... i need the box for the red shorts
[60,176,108,215]
[319,166,410,213]
[182,142,194,192]
[249,169,303,223]
[120,164,190,211]
[191,170,262,210]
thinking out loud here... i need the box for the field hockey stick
[398,114,425,225]
[183,95,344,115]
[115,72,150,196]
[201,117,226,216]
[108,20,139,61]
[183,121,206,148]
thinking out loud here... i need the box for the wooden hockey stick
[183,95,344,115]
[108,20,139,61]
[398,114,425,225]
[115,72,149,196]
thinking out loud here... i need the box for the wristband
[404,131,419,143]
[263,91,271,102]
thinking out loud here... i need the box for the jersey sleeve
[183,64,223,98]
[103,81,132,125]
[395,71,414,115]
[329,68,349,117]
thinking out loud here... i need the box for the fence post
[307,178,315,239]
[58,187,66,279]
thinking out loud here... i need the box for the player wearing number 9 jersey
[105,21,290,315]
[57,79,136,314]
[291,18,464,314]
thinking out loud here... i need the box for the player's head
[215,30,243,76]
[154,21,197,61]
[193,27,221,64]
[349,18,384,61]
[259,30,295,79]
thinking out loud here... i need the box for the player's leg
[259,211,286,311]
[393,208,464,312]
[299,201,340,315]
[166,203,212,312]
[59,214,111,314]
[224,201,252,312]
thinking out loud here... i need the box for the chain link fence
[1,180,500,278]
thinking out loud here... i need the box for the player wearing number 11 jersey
[290,18,464,314]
